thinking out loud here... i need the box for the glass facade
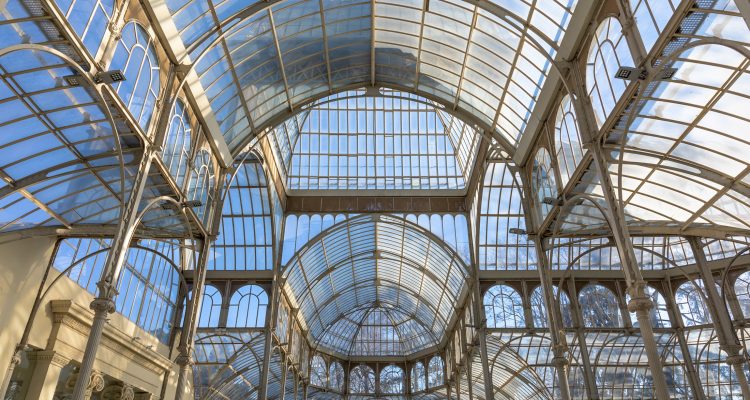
[2,0,750,399]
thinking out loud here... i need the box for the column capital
[67,370,106,396]
[90,297,116,314]
[108,21,122,40]
[627,296,654,313]
[175,353,193,367]
[552,343,570,367]
[88,370,106,393]
[725,353,747,366]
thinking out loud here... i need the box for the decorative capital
[627,296,653,313]
[552,355,569,368]
[620,17,635,32]
[103,383,135,400]
[551,343,569,368]
[68,370,106,395]
[90,297,116,314]
[175,353,193,367]
[725,353,746,366]
[721,343,745,358]
[108,22,122,41]
[96,280,120,302]
[89,370,106,393]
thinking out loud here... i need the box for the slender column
[566,280,599,400]
[569,64,671,399]
[531,236,571,400]
[69,370,105,400]
[517,162,572,400]
[454,366,461,399]
[279,362,288,400]
[71,146,155,400]
[474,289,495,400]
[259,204,286,399]
[662,282,706,400]
[173,352,193,400]
[591,141,670,400]
[174,236,214,400]
[615,0,647,65]
[175,171,225,400]
[466,360,474,399]
[688,237,750,398]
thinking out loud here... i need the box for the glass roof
[269,89,481,191]
[554,1,750,235]
[281,214,470,358]
[166,0,578,152]
[0,45,189,234]
[192,332,277,398]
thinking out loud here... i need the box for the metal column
[569,64,672,398]
[532,236,572,400]
[688,236,750,398]
[71,146,155,400]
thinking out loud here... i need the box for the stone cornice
[50,300,174,372]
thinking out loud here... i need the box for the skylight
[269,89,482,192]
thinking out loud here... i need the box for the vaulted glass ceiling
[0,46,189,234]
[269,89,481,191]
[281,214,470,358]
[166,0,578,152]
[554,1,750,236]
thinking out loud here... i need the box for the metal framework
[1,0,750,399]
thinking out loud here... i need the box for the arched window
[578,284,623,328]
[189,148,216,224]
[55,0,115,56]
[626,285,671,328]
[554,94,584,187]
[411,361,426,392]
[734,271,750,319]
[110,21,161,130]
[53,238,180,343]
[210,159,273,270]
[478,161,536,271]
[162,98,192,190]
[328,361,344,392]
[427,356,444,388]
[310,355,327,387]
[380,365,404,394]
[197,285,222,328]
[115,240,181,343]
[484,284,526,328]
[226,285,268,327]
[586,17,634,127]
[349,365,375,394]
[532,148,558,220]
[530,285,574,328]
[676,280,712,326]
[629,0,678,53]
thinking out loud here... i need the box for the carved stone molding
[102,383,135,400]
[27,350,71,369]
[66,370,105,399]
